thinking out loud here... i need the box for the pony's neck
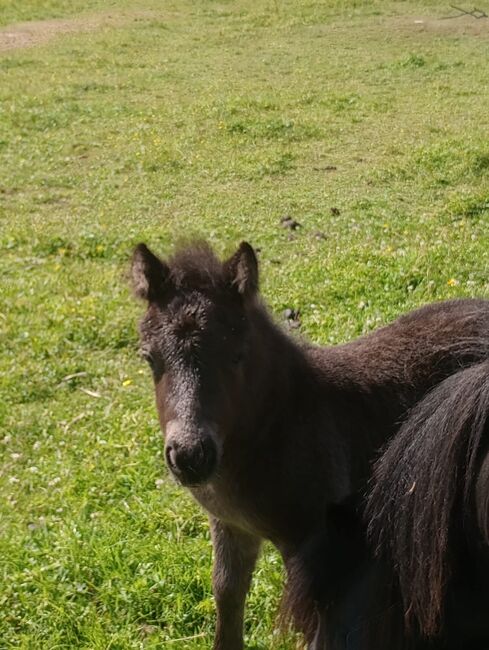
[245,311,402,488]
[243,304,316,430]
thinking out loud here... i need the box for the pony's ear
[131,243,170,301]
[224,241,259,298]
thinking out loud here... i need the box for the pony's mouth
[167,464,216,488]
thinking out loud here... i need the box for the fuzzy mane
[167,241,226,291]
[366,360,489,637]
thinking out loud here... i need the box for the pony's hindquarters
[366,360,489,642]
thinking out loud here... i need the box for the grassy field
[1,0,489,647]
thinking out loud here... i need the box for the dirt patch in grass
[389,14,489,38]
[0,10,157,53]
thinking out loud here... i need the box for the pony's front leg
[210,517,261,650]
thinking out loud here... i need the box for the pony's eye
[140,350,156,368]
[140,350,165,378]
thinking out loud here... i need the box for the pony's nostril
[165,444,177,469]
[165,442,194,474]
[165,434,218,485]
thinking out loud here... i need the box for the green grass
[1,0,489,647]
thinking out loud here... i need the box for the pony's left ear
[224,241,259,298]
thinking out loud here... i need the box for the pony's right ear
[131,243,170,301]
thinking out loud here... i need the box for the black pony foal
[131,240,489,649]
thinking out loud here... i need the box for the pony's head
[132,241,259,487]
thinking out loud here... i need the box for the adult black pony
[131,240,489,649]
[363,360,489,649]
[289,363,489,650]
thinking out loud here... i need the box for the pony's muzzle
[164,423,219,486]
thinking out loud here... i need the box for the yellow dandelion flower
[447,278,459,287]
[122,379,133,387]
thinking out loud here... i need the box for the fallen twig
[62,413,87,432]
[166,632,207,643]
[444,4,488,18]
[79,387,102,398]
[59,371,88,384]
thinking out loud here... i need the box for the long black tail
[366,359,489,638]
